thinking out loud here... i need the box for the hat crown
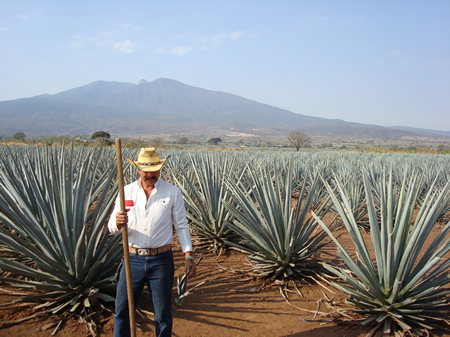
[137,147,160,164]
[126,147,169,172]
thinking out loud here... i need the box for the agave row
[315,167,450,334]
[0,145,124,313]
[0,145,448,335]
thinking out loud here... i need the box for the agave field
[0,145,449,336]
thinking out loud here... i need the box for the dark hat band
[137,161,161,166]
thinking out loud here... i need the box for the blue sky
[1,1,449,131]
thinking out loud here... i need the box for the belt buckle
[137,249,150,256]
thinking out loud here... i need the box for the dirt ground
[0,227,449,337]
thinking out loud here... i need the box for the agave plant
[306,165,331,211]
[314,167,450,335]
[170,152,241,253]
[0,145,123,314]
[331,171,369,229]
[223,161,333,281]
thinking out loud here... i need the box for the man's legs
[114,255,146,337]
[146,250,175,337]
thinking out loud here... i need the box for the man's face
[138,169,160,187]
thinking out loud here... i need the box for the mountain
[0,78,447,139]
[386,126,450,138]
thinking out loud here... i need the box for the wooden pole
[115,138,136,337]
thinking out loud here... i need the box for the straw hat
[126,147,170,172]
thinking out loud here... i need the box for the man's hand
[184,252,197,278]
[115,209,129,230]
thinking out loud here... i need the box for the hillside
[0,78,446,139]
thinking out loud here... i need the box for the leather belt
[129,244,172,256]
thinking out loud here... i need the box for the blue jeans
[114,250,175,337]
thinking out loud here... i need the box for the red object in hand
[125,200,134,207]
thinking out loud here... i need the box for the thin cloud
[87,36,101,43]
[200,32,226,51]
[153,46,192,56]
[70,41,83,49]
[359,15,368,21]
[68,35,85,49]
[98,30,118,40]
[427,58,450,67]
[70,30,121,49]
[399,58,410,65]
[153,47,167,54]
[156,30,245,55]
[230,30,244,40]
[170,46,192,56]
[212,32,225,47]
[15,9,45,21]
[0,26,9,32]
[387,49,410,66]
[112,40,134,53]
[121,22,143,30]
[17,14,29,20]
[388,49,407,56]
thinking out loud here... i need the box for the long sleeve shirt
[108,178,193,253]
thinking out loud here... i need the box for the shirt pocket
[155,197,171,209]
[126,204,137,228]
[151,198,172,224]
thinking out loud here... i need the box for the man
[108,147,196,337]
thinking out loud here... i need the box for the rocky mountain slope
[0,78,447,139]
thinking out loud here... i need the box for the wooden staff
[115,138,136,337]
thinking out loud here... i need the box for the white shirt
[108,178,192,253]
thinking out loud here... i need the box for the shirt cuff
[109,223,120,235]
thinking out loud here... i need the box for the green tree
[13,132,26,140]
[177,137,188,144]
[317,142,332,149]
[91,131,112,146]
[287,130,311,151]
[208,137,222,145]
[437,144,447,153]
[41,134,58,146]
[150,137,164,148]
[58,135,71,144]
[72,135,88,147]
[91,131,111,140]
[126,139,148,149]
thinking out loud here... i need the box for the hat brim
[126,156,170,172]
